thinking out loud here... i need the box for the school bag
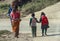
[31,18,36,26]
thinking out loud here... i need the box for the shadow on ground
[36,33,60,37]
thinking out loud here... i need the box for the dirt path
[0,33,33,41]
[0,2,60,41]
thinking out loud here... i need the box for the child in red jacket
[39,12,49,36]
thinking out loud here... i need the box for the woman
[10,7,21,38]
[39,12,49,36]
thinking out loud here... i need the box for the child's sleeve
[39,17,42,23]
[7,7,12,16]
[7,8,10,16]
[29,18,32,26]
[35,18,39,23]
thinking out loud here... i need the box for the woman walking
[10,7,21,38]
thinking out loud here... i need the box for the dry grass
[0,0,13,5]
[22,2,60,20]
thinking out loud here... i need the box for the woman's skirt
[12,20,20,32]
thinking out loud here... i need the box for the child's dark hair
[41,12,45,16]
[31,12,35,17]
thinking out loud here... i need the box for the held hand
[38,21,40,23]
[20,19,21,21]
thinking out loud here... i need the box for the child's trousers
[31,26,37,37]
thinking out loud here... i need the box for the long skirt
[11,20,20,35]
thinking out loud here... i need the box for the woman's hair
[13,6,18,12]
[12,0,18,8]
[31,12,35,17]
[41,12,45,16]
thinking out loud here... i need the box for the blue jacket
[8,6,12,16]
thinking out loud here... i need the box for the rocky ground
[0,33,33,41]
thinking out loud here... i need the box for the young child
[39,12,49,36]
[29,13,39,37]
[7,3,15,26]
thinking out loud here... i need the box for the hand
[12,20,14,21]
[38,21,40,23]
[20,19,21,21]
[47,25,49,28]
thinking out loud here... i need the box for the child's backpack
[31,18,36,26]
